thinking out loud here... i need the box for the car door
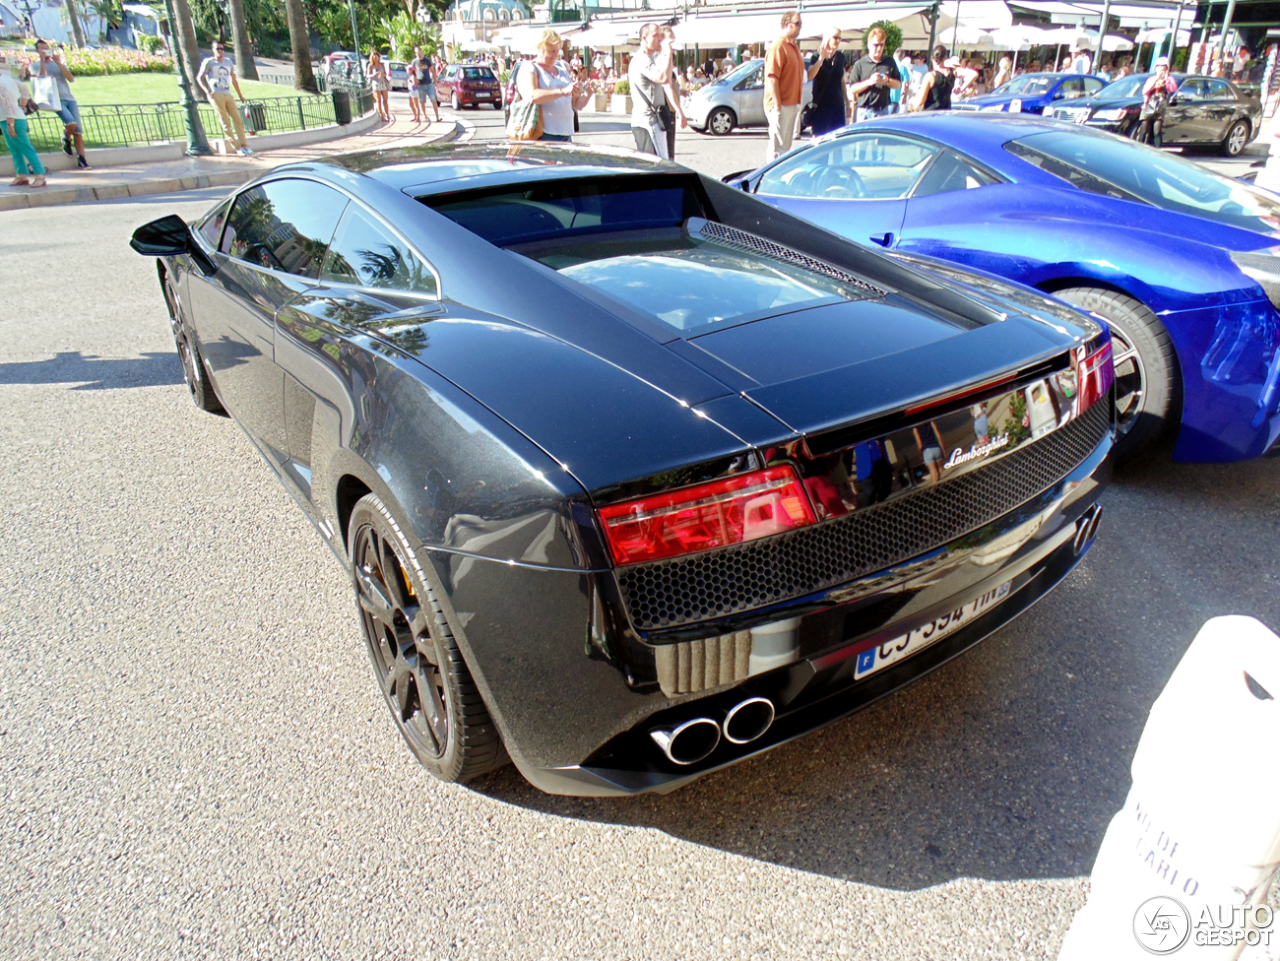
[1164,78,1205,143]
[755,131,937,244]
[274,199,442,505]
[1199,78,1240,142]
[438,65,456,102]
[185,177,347,461]
[896,149,1014,271]
[733,61,766,126]
[1049,76,1086,114]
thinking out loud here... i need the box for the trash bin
[332,89,352,125]
[240,101,266,133]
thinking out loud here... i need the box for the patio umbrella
[989,24,1048,51]
[937,24,994,48]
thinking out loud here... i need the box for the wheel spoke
[355,568,396,625]
[1112,345,1139,367]
[417,664,448,753]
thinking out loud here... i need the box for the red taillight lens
[1077,341,1115,413]
[597,466,817,566]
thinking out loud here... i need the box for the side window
[1083,77,1105,95]
[1058,78,1085,99]
[756,134,938,200]
[320,203,438,296]
[194,197,232,251]
[912,151,999,198]
[1176,79,1205,100]
[225,178,347,278]
[737,63,764,90]
[1205,79,1233,99]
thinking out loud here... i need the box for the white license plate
[854,580,1012,680]
[1009,99,1021,113]
[476,92,491,97]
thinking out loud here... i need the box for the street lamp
[161,0,211,154]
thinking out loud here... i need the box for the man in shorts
[411,47,441,122]
[24,39,87,168]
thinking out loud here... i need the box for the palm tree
[283,0,317,93]
[227,0,259,81]
[171,0,204,99]
[66,0,86,46]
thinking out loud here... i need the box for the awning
[673,5,928,47]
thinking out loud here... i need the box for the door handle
[870,232,894,247]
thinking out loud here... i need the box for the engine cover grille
[617,400,1110,632]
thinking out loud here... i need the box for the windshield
[1008,130,1280,234]
[993,74,1056,96]
[1094,74,1145,100]
[717,60,760,85]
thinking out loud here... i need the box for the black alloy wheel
[164,279,222,413]
[349,493,505,783]
[1222,118,1251,156]
[1054,286,1180,461]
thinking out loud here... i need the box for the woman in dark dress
[912,45,955,111]
[806,28,849,137]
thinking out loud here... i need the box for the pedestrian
[24,40,88,168]
[629,23,673,158]
[806,27,849,135]
[953,58,980,99]
[1134,56,1176,146]
[1070,44,1092,74]
[991,54,1013,90]
[848,26,901,123]
[0,59,45,187]
[411,46,440,122]
[892,46,912,112]
[763,10,804,160]
[912,46,954,111]
[406,54,421,123]
[196,40,253,156]
[660,25,688,159]
[369,51,391,121]
[1233,46,1250,82]
[516,29,590,143]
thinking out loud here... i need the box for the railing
[21,92,367,152]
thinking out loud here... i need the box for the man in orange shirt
[764,10,804,161]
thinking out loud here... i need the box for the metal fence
[22,93,366,152]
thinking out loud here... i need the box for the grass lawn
[72,72,318,105]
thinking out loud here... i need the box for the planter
[610,95,633,115]
[594,92,607,112]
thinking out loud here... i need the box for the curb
[0,119,465,212]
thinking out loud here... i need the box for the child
[407,60,422,123]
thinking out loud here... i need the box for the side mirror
[1052,91,1065,100]
[130,214,193,257]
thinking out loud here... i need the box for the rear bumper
[511,425,1112,796]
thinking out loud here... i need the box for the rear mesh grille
[697,220,888,297]
[617,401,1110,631]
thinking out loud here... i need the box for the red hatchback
[437,64,502,110]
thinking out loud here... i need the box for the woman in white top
[515,29,592,142]
[0,62,45,187]
[368,50,391,121]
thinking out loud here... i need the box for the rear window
[462,67,494,80]
[1095,74,1145,100]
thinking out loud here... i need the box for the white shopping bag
[32,75,61,112]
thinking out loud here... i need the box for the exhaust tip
[1074,505,1102,555]
[723,697,776,745]
[649,717,721,766]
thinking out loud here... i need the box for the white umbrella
[988,24,1048,50]
[938,24,994,47]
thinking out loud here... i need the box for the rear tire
[1221,118,1250,156]
[349,493,506,783]
[164,277,222,413]
[1053,286,1180,462]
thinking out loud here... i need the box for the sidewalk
[0,112,462,212]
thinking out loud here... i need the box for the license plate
[1009,99,1021,113]
[854,580,1012,680]
[476,92,491,97]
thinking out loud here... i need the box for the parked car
[1043,72,1262,156]
[685,58,812,135]
[130,142,1113,796]
[437,63,502,109]
[321,50,363,82]
[728,112,1280,462]
[386,60,409,91]
[952,71,1109,115]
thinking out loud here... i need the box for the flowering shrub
[13,46,173,76]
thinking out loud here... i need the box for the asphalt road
[2,122,1279,961]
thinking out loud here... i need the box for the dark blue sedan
[733,113,1280,462]
[953,72,1109,115]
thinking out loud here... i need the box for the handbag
[506,97,543,141]
[657,102,675,132]
[32,74,61,113]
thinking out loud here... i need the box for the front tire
[1221,118,1250,156]
[707,106,735,136]
[349,493,505,783]
[451,91,460,111]
[164,278,222,413]
[1053,286,1180,461]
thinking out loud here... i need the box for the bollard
[1058,616,1280,960]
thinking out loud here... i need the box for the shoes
[237,146,254,156]
[62,133,72,156]
[8,176,29,186]
[77,155,89,169]
[28,176,46,188]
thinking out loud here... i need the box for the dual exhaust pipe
[1073,504,1104,555]
[649,697,775,766]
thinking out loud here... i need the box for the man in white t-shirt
[197,41,252,155]
[629,23,672,159]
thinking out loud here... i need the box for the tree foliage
[867,20,903,57]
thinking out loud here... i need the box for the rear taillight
[1076,340,1115,413]
[597,466,817,566]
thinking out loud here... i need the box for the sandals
[28,176,46,188]
[8,176,29,186]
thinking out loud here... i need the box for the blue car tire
[1055,286,1181,460]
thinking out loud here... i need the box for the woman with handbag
[1135,56,1177,147]
[510,30,591,142]
[0,61,45,188]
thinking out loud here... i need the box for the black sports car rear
[131,143,1115,795]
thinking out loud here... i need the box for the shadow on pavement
[473,454,1280,891]
[0,351,183,390]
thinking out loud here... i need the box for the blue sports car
[953,72,1109,116]
[730,113,1280,462]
